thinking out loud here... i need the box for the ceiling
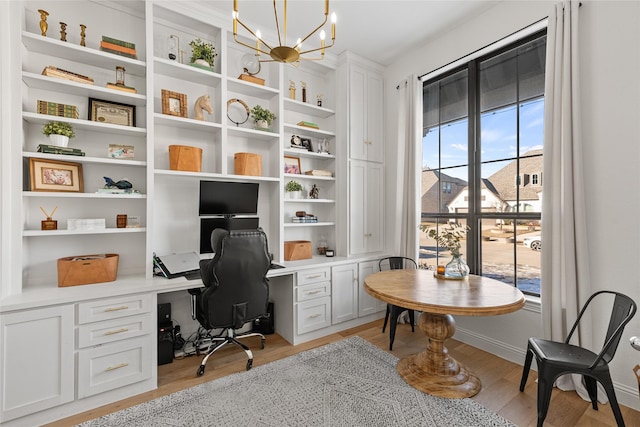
[207,1,499,65]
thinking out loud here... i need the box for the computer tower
[158,322,174,365]
[254,302,274,334]
[158,302,171,324]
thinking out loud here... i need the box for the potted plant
[189,38,217,70]
[285,180,304,199]
[42,121,75,147]
[250,105,276,130]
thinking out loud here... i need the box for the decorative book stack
[37,100,79,119]
[292,215,318,223]
[106,82,137,93]
[42,66,94,85]
[297,121,319,129]
[100,36,137,59]
[37,144,85,156]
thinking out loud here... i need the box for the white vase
[256,120,269,130]
[49,134,70,147]
[286,191,304,199]
[194,59,211,67]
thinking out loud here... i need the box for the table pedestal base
[397,312,481,398]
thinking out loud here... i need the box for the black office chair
[378,256,418,351]
[519,290,636,427]
[190,228,271,376]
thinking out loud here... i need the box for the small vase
[444,253,470,278]
[49,134,69,147]
[256,120,269,130]
[194,58,210,67]
[286,190,304,199]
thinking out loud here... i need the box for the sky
[422,97,545,181]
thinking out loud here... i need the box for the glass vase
[444,253,470,278]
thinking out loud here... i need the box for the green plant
[189,38,217,66]
[42,121,75,138]
[250,105,277,125]
[419,222,470,256]
[285,180,303,192]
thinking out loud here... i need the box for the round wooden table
[364,269,525,398]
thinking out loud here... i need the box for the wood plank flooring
[44,320,639,426]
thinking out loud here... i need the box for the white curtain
[394,76,420,262]
[542,0,600,402]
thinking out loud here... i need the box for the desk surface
[364,269,525,316]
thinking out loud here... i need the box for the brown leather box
[169,145,202,172]
[57,254,119,287]
[234,152,262,176]
[284,241,312,261]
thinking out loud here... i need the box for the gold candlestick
[289,80,296,100]
[37,9,49,36]
[80,24,86,46]
[59,22,67,42]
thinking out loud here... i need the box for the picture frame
[108,144,135,159]
[29,158,83,192]
[284,155,301,174]
[162,89,188,118]
[300,137,312,152]
[89,98,136,127]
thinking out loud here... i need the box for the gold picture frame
[284,155,301,174]
[89,98,136,127]
[162,89,188,118]
[29,158,83,192]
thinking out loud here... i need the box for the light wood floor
[45,320,639,427]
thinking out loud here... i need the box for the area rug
[78,336,515,426]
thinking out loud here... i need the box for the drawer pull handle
[104,306,129,312]
[105,328,129,336]
[306,290,322,295]
[309,314,321,319]
[105,362,129,372]
[307,274,323,279]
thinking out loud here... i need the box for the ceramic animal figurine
[194,95,212,121]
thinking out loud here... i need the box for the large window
[420,32,546,296]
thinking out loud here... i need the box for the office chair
[519,290,636,427]
[378,256,418,351]
[190,228,270,376]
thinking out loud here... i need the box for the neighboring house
[447,179,508,214]
[421,169,467,213]
[486,149,543,212]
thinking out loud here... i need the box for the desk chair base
[196,329,266,376]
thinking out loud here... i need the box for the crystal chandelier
[233,0,336,63]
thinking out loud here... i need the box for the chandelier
[233,0,336,63]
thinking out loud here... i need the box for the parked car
[523,235,541,251]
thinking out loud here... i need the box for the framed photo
[29,158,83,192]
[108,144,135,159]
[300,137,312,151]
[284,155,301,174]
[89,98,136,127]
[162,89,188,118]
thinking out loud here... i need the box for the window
[420,31,545,296]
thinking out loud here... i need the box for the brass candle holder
[59,22,67,42]
[80,24,86,46]
[38,9,49,36]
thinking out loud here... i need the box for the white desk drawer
[77,336,152,399]
[296,296,331,335]
[297,268,331,286]
[77,314,153,349]
[78,294,152,324]
[296,281,331,302]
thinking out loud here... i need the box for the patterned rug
[78,336,515,426]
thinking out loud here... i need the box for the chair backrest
[198,228,270,329]
[566,290,637,368]
[379,256,417,272]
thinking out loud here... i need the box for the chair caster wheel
[197,365,205,376]
[261,338,265,349]
[246,359,253,370]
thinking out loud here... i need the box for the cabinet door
[358,260,384,316]
[348,65,367,161]
[331,263,358,324]
[349,161,367,255]
[366,72,384,162]
[1,305,74,422]
[366,162,384,253]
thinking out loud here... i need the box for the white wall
[383,0,640,410]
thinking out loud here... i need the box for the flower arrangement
[189,38,217,67]
[285,180,303,192]
[419,222,470,256]
[42,121,75,138]
[250,105,277,125]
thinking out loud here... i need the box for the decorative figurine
[309,184,319,199]
[317,94,324,107]
[168,34,180,61]
[116,66,126,86]
[38,9,49,36]
[301,81,307,103]
[289,80,296,100]
[40,206,58,230]
[103,176,132,190]
[194,95,213,121]
[80,24,86,46]
[59,22,67,42]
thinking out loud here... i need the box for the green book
[100,46,138,59]
[37,144,85,155]
[101,35,135,49]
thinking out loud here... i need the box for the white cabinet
[346,64,384,163]
[0,305,74,422]
[331,263,358,324]
[295,267,332,334]
[349,160,383,255]
[357,260,385,317]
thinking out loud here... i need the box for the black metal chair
[378,256,418,351]
[190,228,271,376]
[519,290,636,427]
